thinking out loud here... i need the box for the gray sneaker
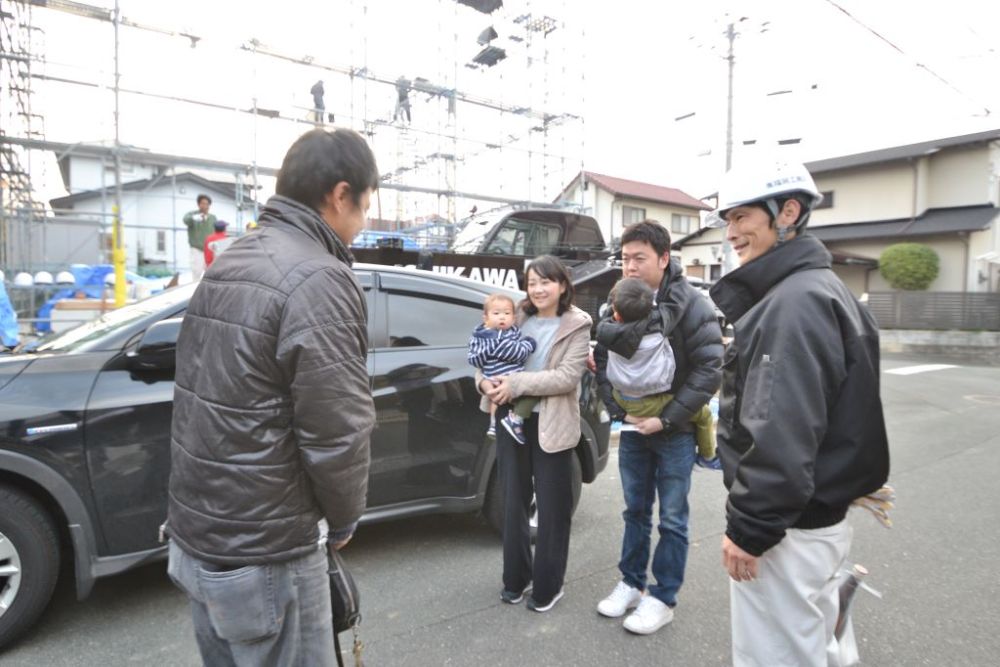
[500,583,531,604]
[526,589,564,613]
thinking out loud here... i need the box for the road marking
[885,364,959,376]
[964,395,1000,406]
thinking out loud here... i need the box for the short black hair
[621,220,671,257]
[611,277,654,323]
[275,129,379,210]
[520,255,575,317]
[196,194,212,205]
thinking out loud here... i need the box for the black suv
[0,265,610,649]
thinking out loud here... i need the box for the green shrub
[879,243,939,290]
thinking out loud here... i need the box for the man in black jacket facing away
[709,159,889,667]
[166,128,378,666]
[594,221,723,635]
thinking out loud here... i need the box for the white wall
[676,227,725,280]
[810,162,916,226]
[927,145,993,208]
[67,156,158,194]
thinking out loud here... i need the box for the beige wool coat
[478,305,592,453]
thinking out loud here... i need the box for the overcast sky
[22,0,1000,210]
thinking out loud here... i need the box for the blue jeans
[617,430,696,607]
[167,541,337,667]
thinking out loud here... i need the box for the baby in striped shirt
[467,293,537,442]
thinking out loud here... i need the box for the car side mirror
[127,317,182,371]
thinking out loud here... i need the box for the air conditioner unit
[692,258,701,266]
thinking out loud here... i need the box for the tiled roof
[809,205,998,241]
[672,205,999,248]
[50,172,245,208]
[568,171,710,210]
[805,128,1000,174]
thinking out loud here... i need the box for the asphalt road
[3,354,999,666]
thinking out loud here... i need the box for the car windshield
[450,213,504,253]
[31,283,197,353]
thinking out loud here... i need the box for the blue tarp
[34,265,150,333]
[1,282,18,347]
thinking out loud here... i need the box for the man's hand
[624,415,663,436]
[329,536,352,551]
[586,349,596,373]
[722,535,758,582]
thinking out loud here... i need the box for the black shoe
[500,583,532,604]
[526,589,564,613]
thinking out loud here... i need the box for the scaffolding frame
[2,0,585,277]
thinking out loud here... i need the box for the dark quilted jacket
[595,259,723,429]
[167,195,374,565]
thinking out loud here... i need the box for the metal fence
[867,291,1000,331]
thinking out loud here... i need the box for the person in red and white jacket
[203,220,233,267]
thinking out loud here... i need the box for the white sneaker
[623,596,674,635]
[597,581,643,618]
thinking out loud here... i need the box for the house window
[710,263,722,281]
[156,230,166,253]
[814,191,834,210]
[623,205,646,227]
[671,213,696,235]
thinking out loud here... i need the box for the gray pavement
[3,354,999,665]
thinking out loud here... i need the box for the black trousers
[496,407,574,605]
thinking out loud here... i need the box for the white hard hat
[710,159,822,227]
[0,269,4,282]
[104,272,116,285]
[14,272,34,287]
[56,270,76,285]
[33,270,54,285]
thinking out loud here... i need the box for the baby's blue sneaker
[696,455,722,471]
[501,413,526,445]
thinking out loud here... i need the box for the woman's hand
[479,378,498,396]
[485,376,514,405]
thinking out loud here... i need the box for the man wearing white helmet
[708,159,890,666]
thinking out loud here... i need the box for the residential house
[674,129,1000,295]
[555,170,710,257]
[46,152,251,273]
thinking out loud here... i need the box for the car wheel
[0,485,60,650]
[484,451,584,540]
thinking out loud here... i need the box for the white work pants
[189,246,206,281]
[731,519,859,667]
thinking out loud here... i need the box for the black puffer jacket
[710,234,890,557]
[167,195,374,565]
[595,259,723,429]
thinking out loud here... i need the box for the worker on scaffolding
[394,76,412,124]
[310,79,332,125]
[182,194,218,281]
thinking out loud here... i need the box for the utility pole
[112,0,126,307]
[725,21,736,171]
[720,18,741,276]
[250,39,260,223]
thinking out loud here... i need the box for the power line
[824,0,991,116]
